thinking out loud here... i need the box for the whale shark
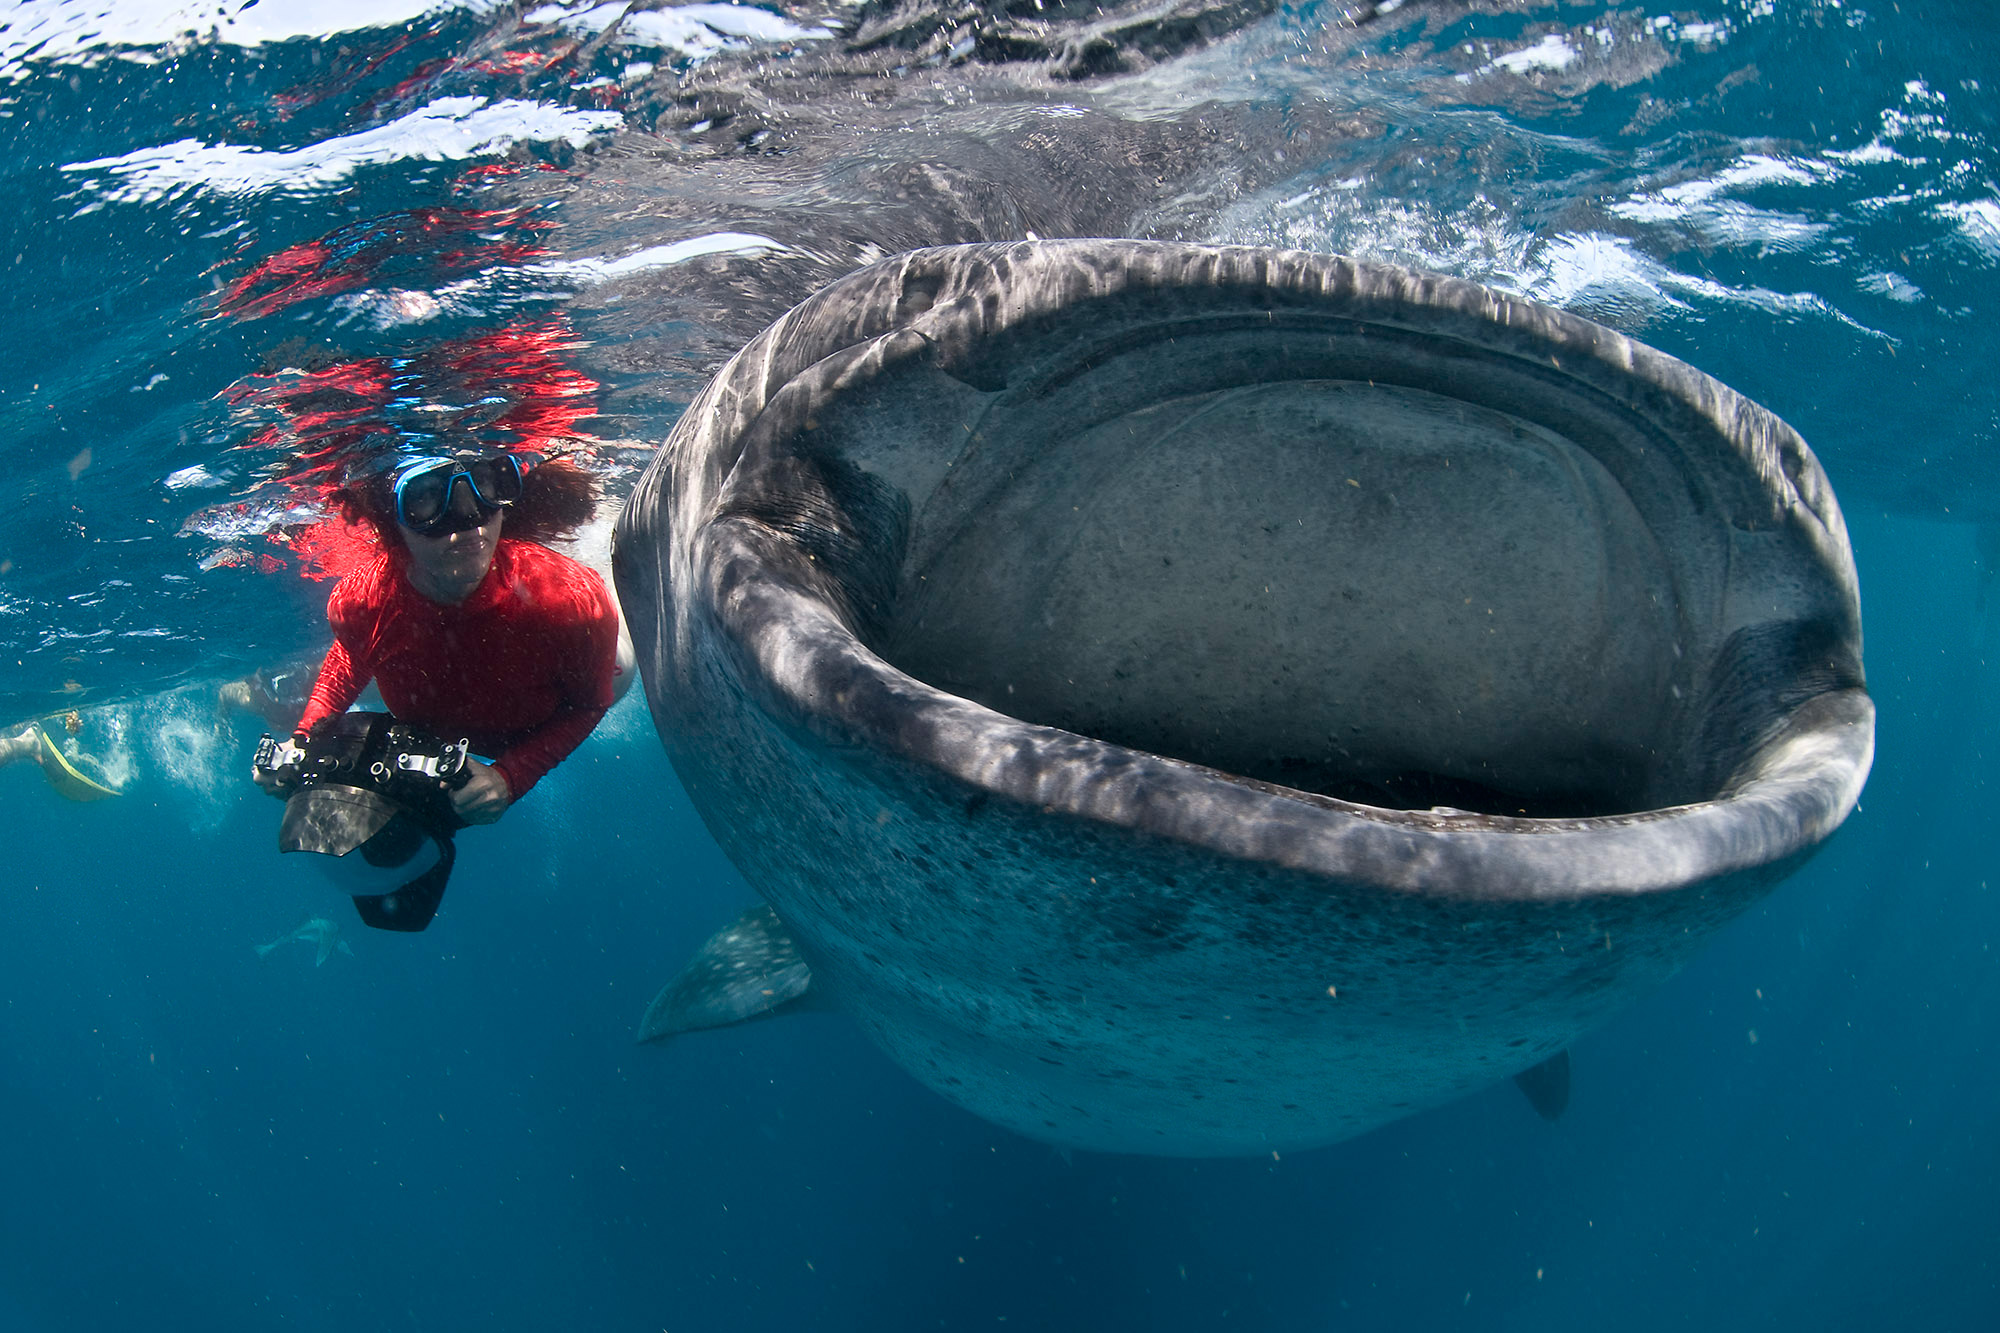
[613,239,1872,1156]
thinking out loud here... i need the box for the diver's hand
[451,758,513,825]
[252,737,304,797]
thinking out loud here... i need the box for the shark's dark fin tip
[1513,1049,1571,1121]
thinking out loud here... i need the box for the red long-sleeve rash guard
[295,539,619,800]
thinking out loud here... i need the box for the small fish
[255,916,354,967]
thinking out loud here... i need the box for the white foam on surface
[3,0,486,73]
[530,232,789,281]
[179,496,324,543]
[1857,271,1925,303]
[162,463,228,491]
[1824,141,1926,168]
[61,96,623,206]
[317,232,789,326]
[1607,154,1833,251]
[1491,34,1577,75]
[549,1,832,61]
[1209,177,1890,339]
[328,281,484,330]
[1939,199,2000,261]
[1518,232,1692,316]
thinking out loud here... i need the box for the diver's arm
[487,702,609,801]
[293,638,369,738]
[482,564,619,803]
[256,639,366,796]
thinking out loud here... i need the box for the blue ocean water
[0,1,1995,1329]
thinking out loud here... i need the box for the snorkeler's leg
[0,726,38,768]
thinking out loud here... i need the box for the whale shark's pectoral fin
[1512,1049,1572,1121]
[636,904,818,1045]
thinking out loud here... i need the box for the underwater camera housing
[254,712,470,932]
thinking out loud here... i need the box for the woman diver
[291,449,624,820]
[257,449,628,929]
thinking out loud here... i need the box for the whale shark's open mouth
[877,371,1678,818]
[733,263,1863,822]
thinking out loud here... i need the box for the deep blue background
[2,513,1994,1331]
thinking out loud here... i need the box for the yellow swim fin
[36,722,121,801]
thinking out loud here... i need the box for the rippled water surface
[1,1,1995,1329]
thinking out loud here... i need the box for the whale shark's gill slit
[715,446,911,646]
[1693,617,1867,792]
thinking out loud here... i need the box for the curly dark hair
[333,453,601,552]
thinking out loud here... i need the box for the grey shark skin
[636,903,817,1039]
[255,916,353,967]
[613,239,1874,1156]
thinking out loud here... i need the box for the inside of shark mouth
[753,310,1851,820]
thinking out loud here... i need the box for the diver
[216,660,321,735]
[255,448,625,928]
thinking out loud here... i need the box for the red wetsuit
[296,538,619,800]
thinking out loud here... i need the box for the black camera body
[255,711,470,817]
[255,712,472,931]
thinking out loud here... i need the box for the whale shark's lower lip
[615,240,1872,1155]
